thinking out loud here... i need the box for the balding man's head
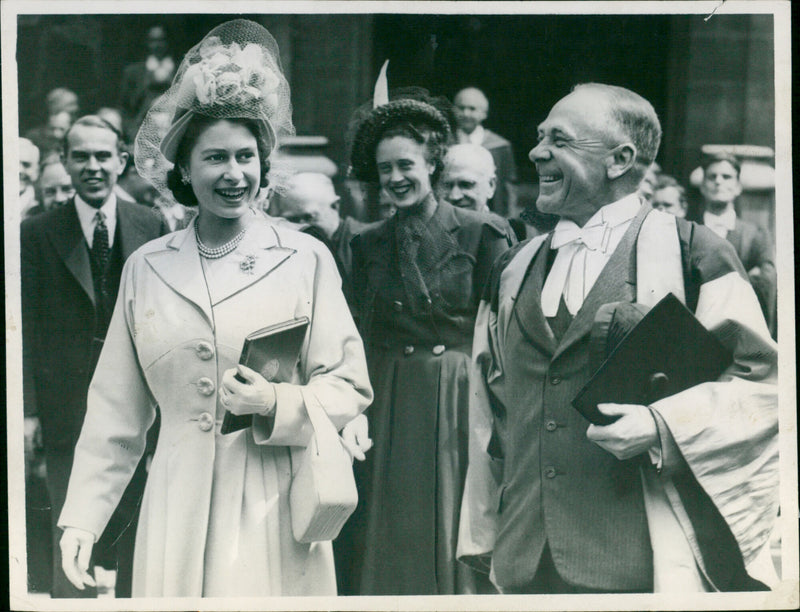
[529,83,661,226]
[454,87,489,135]
[436,144,496,212]
[274,173,342,239]
[46,88,79,118]
[19,138,40,195]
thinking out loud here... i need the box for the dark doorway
[373,14,673,183]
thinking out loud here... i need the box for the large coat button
[196,377,215,396]
[545,420,558,432]
[392,300,403,312]
[198,412,214,432]
[432,345,445,356]
[403,345,415,356]
[195,341,214,360]
[544,466,557,479]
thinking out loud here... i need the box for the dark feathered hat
[349,96,452,183]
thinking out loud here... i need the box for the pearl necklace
[195,223,248,259]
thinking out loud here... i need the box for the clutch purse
[290,389,358,543]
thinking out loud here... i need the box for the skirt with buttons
[335,343,478,595]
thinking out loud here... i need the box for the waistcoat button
[392,300,403,312]
[403,345,415,356]
[550,375,562,385]
[545,420,558,432]
[544,466,557,479]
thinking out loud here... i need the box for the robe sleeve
[252,243,373,447]
[456,300,501,572]
[649,232,779,568]
[58,254,158,538]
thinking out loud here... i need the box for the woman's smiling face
[187,119,261,219]
[375,136,434,209]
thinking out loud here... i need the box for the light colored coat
[58,213,373,596]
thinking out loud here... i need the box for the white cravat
[703,205,737,238]
[541,194,642,317]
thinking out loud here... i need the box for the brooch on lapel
[239,254,257,274]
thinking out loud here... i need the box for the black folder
[572,293,733,426]
[220,316,310,434]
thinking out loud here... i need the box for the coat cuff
[251,382,313,447]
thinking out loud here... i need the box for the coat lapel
[212,221,296,307]
[46,200,95,305]
[144,222,214,325]
[552,204,650,362]
[117,198,159,259]
[511,235,558,356]
[726,223,744,258]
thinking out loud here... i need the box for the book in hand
[220,316,310,435]
[572,293,733,426]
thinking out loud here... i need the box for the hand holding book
[219,364,277,418]
[221,317,310,434]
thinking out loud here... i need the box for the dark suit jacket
[21,198,167,451]
[702,216,776,334]
[482,129,517,218]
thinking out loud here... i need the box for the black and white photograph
[3,1,796,610]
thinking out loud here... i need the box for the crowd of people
[18,19,779,600]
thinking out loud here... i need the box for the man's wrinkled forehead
[538,89,618,140]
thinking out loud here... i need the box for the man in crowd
[651,174,688,218]
[37,157,76,213]
[19,138,41,221]
[453,87,517,217]
[22,115,167,598]
[436,143,496,213]
[25,88,80,154]
[272,172,371,306]
[119,24,176,142]
[458,83,778,593]
[699,153,776,334]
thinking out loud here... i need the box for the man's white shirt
[541,193,642,317]
[75,193,117,249]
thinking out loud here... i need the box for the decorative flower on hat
[177,37,281,117]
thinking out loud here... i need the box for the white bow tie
[551,221,611,253]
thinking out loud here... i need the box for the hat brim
[159,110,277,163]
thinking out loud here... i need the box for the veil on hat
[135,19,295,202]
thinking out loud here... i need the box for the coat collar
[117,198,161,260]
[46,200,95,305]
[143,212,296,326]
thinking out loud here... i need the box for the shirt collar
[704,205,737,236]
[553,192,641,235]
[457,125,485,145]
[584,192,642,228]
[75,193,118,247]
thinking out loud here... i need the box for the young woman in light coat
[57,20,372,597]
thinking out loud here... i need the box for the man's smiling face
[529,89,620,225]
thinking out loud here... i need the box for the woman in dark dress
[339,98,514,595]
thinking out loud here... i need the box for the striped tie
[92,210,110,272]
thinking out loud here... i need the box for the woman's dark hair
[166,115,271,206]
[379,121,449,184]
[350,98,451,184]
